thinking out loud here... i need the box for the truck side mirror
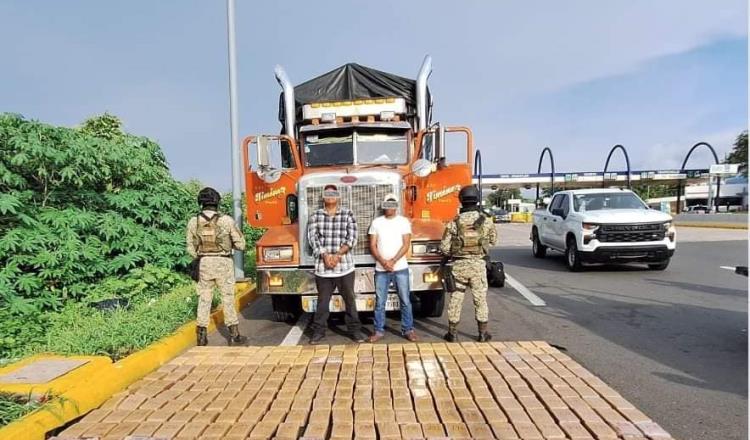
[257,135,271,168]
[551,207,565,218]
[435,124,445,160]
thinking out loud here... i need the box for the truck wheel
[648,259,670,271]
[416,290,445,318]
[271,295,301,323]
[565,237,583,272]
[532,228,547,258]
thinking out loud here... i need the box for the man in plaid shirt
[307,184,365,344]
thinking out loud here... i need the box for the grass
[0,392,46,428]
[23,283,198,361]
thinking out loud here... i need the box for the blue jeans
[373,268,414,334]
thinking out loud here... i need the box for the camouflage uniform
[440,209,497,324]
[186,210,246,327]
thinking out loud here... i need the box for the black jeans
[312,271,361,335]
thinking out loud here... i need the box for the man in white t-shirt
[367,193,418,342]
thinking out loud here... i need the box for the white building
[647,175,748,212]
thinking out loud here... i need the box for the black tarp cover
[278,63,429,127]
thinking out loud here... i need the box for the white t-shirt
[368,215,412,272]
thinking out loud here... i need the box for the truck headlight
[263,246,293,262]
[662,221,673,230]
[412,241,441,255]
[582,223,599,231]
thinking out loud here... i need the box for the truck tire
[271,295,302,323]
[532,227,547,258]
[648,259,670,271]
[416,290,445,318]
[565,237,583,272]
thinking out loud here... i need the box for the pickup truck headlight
[582,223,599,231]
[263,246,293,262]
[412,241,441,255]
[664,221,676,241]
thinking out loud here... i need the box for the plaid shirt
[307,207,358,277]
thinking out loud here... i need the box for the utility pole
[226,0,244,278]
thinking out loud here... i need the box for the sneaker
[309,332,325,345]
[404,330,418,342]
[368,332,385,343]
[350,330,367,343]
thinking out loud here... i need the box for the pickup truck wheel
[565,237,583,272]
[648,259,670,271]
[532,228,547,258]
[416,290,445,318]
[271,295,301,323]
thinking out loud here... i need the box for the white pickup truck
[531,188,676,271]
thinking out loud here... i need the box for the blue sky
[1,1,746,190]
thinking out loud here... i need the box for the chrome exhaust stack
[416,55,432,131]
[275,65,296,138]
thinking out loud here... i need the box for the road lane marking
[505,273,546,307]
[280,313,311,346]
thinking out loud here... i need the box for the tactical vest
[196,212,231,255]
[450,212,490,257]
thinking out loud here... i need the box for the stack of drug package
[54,342,674,440]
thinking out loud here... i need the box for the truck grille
[305,184,394,255]
[596,223,665,243]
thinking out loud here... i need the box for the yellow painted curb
[0,282,256,440]
[676,222,748,230]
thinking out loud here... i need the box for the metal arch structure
[535,147,555,207]
[602,144,632,189]
[676,142,720,212]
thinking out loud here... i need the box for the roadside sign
[710,164,739,175]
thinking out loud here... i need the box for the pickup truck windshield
[574,193,647,212]
[304,130,407,167]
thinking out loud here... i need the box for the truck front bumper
[257,264,443,295]
[580,245,674,263]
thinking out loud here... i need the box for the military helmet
[197,187,221,207]
[458,185,480,205]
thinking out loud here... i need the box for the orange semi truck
[242,56,478,321]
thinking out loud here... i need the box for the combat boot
[228,324,248,346]
[477,321,492,342]
[443,322,459,342]
[196,326,208,346]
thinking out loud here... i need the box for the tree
[631,183,676,201]
[725,131,748,176]
[486,188,521,208]
[79,113,124,140]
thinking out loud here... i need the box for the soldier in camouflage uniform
[186,187,247,346]
[440,185,497,342]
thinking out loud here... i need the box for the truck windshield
[304,133,354,166]
[304,129,407,167]
[356,132,407,164]
[574,193,647,212]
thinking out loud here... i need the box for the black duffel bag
[487,260,505,288]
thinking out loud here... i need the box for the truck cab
[531,188,676,271]
[242,57,476,321]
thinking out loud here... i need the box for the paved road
[212,225,748,440]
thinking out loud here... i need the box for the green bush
[0,114,263,360]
